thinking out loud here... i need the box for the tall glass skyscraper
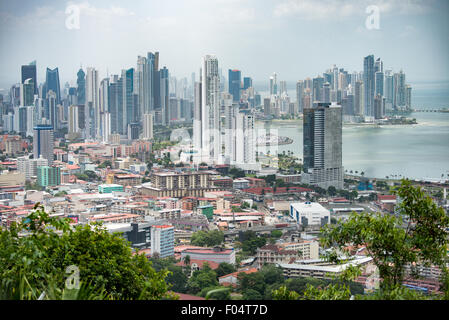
[303,102,343,189]
[76,68,86,105]
[21,61,37,94]
[243,77,252,90]
[160,66,170,125]
[228,69,241,102]
[44,67,61,104]
[363,55,375,120]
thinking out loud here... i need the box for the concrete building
[98,184,124,193]
[278,256,373,280]
[257,240,319,267]
[180,247,236,265]
[17,155,48,179]
[37,166,61,187]
[151,224,175,258]
[290,202,330,227]
[302,102,343,189]
[141,170,220,197]
[33,124,54,165]
[142,113,153,140]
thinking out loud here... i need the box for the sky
[0,0,448,91]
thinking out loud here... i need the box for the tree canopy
[0,205,172,300]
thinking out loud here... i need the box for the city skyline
[1,0,449,90]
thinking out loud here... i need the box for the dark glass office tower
[312,76,324,102]
[21,61,37,94]
[123,68,134,134]
[243,77,252,90]
[228,69,241,102]
[363,55,375,118]
[76,68,86,105]
[44,67,61,104]
[160,66,170,125]
[303,102,343,189]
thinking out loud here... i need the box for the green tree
[98,160,112,169]
[190,230,224,247]
[237,271,266,295]
[166,265,188,293]
[272,285,300,300]
[186,262,218,294]
[0,205,171,300]
[243,289,263,300]
[327,186,337,196]
[321,180,449,297]
[270,230,282,238]
[215,263,236,278]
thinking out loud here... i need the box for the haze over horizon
[1,0,449,89]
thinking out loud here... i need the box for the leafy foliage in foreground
[0,205,172,300]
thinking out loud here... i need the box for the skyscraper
[228,69,241,102]
[85,67,99,139]
[243,77,252,90]
[33,124,54,165]
[363,55,375,120]
[143,113,153,140]
[394,71,406,110]
[200,55,221,163]
[354,80,364,116]
[20,78,34,106]
[47,90,57,130]
[68,105,79,134]
[160,66,170,125]
[121,68,135,134]
[375,71,384,97]
[77,68,86,105]
[302,102,343,189]
[374,94,385,119]
[406,85,412,110]
[108,76,123,135]
[270,73,277,96]
[296,80,304,113]
[44,67,61,104]
[312,76,324,102]
[21,61,37,95]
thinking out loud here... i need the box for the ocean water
[255,111,449,180]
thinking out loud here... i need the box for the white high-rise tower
[85,67,99,140]
[200,55,221,164]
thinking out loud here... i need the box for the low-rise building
[290,201,330,227]
[256,240,319,267]
[98,184,124,193]
[37,166,61,187]
[180,247,236,265]
[278,256,373,280]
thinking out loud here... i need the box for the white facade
[68,105,79,134]
[290,202,330,227]
[85,67,99,139]
[17,155,48,179]
[151,225,174,258]
[200,55,221,164]
[224,104,259,170]
[143,113,153,140]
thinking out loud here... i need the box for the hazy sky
[0,0,448,90]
